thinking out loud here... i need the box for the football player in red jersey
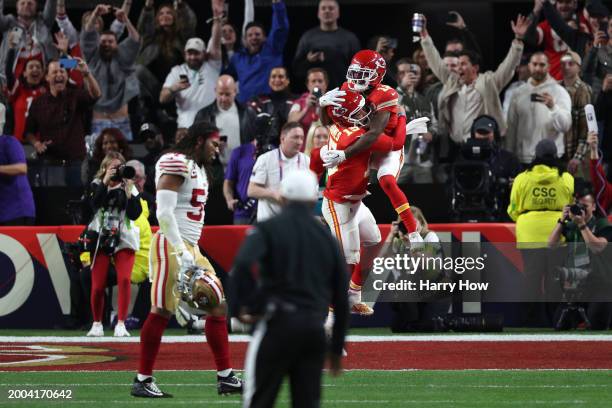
[320,50,423,246]
[311,89,407,315]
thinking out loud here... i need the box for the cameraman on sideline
[548,189,612,330]
[85,151,142,337]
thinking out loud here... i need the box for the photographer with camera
[548,188,612,329]
[288,67,329,138]
[85,151,142,337]
[451,115,520,220]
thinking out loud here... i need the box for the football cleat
[114,322,131,337]
[217,371,244,395]
[86,322,104,337]
[351,302,374,316]
[131,377,172,398]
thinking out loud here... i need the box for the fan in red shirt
[310,88,406,315]
[7,58,47,141]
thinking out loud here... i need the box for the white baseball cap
[280,170,319,202]
[185,38,205,52]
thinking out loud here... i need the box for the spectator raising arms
[81,4,140,141]
[24,59,101,187]
[0,0,58,81]
[160,0,224,129]
[228,0,289,104]
[136,0,196,123]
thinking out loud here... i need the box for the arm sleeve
[523,16,542,47]
[91,181,108,211]
[56,15,78,47]
[224,148,240,181]
[137,6,155,42]
[80,29,99,63]
[507,175,522,221]
[5,47,16,89]
[329,240,349,356]
[504,95,518,152]
[581,47,598,87]
[156,189,186,251]
[549,89,572,133]
[177,2,197,40]
[292,34,312,81]
[249,154,268,185]
[309,147,324,178]
[42,0,58,29]
[421,36,451,83]
[117,36,141,67]
[267,1,289,55]
[125,188,142,220]
[542,1,589,56]
[242,0,254,40]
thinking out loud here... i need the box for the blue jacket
[230,1,289,104]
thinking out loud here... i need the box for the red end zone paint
[2,341,612,371]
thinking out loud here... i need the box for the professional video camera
[448,138,509,222]
[253,112,279,156]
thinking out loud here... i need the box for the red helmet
[346,50,386,92]
[326,88,371,128]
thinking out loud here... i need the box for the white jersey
[155,152,209,245]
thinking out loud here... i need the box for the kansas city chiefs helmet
[326,85,372,128]
[176,265,225,311]
[346,49,387,92]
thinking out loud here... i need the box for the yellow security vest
[507,164,574,246]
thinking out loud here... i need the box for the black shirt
[229,203,349,355]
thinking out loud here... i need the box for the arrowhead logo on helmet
[346,49,387,92]
[327,89,372,128]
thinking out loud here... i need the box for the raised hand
[446,11,466,30]
[511,14,531,40]
[54,31,69,54]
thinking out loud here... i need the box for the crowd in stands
[0,0,611,227]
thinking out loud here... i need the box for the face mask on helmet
[346,64,377,92]
[176,265,225,312]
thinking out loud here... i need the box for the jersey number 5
[187,189,206,221]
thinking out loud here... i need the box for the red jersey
[365,83,400,137]
[537,21,568,80]
[10,82,46,141]
[310,123,398,204]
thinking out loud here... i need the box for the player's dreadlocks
[171,121,219,180]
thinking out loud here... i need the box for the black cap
[473,116,496,133]
[535,139,558,159]
[587,0,610,18]
[139,123,160,139]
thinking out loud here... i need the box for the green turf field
[2,370,612,407]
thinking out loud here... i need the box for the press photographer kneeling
[86,151,142,337]
[548,190,612,330]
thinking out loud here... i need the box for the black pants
[244,315,326,408]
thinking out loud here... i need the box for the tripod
[555,290,591,330]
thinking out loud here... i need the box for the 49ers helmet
[176,265,225,312]
[326,87,371,128]
[346,50,387,92]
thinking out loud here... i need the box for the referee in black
[229,169,349,408]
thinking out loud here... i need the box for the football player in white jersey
[131,122,243,398]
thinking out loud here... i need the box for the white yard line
[0,334,612,343]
